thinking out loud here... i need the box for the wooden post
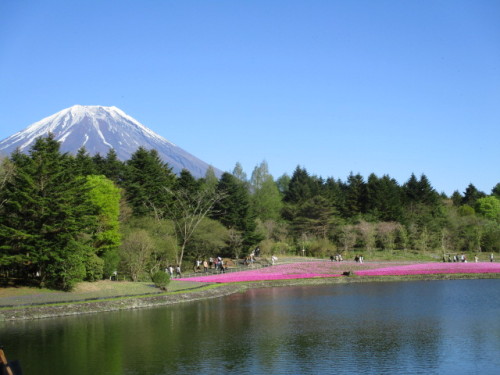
[0,348,15,375]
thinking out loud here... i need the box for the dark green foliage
[74,147,97,176]
[461,183,485,207]
[123,147,176,217]
[403,174,440,206]
[345,173,367,216]
[492,183,500,198]
[212,172,260,248]
[101,149,126,184]
[176,169,200,195]
[0,135,95,290]
[451,190,463,206]
[292,195,336,239]
[365,174,402,221]
[284,166,316,204]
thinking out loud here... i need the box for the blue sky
[0,0,499,195]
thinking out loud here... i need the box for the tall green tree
[101,149,126,185]
[176,169,200,196]
[212,172,260,249]
[284,166,316,204]
[123,147,176,217]
[0,135,95,290]
[84,175,122,277]
[73,147,97,176]
[366,174,402,221]
[345,172,366,217]
[250,161,283,221]
[461,183,485,207]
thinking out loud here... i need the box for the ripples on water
[1,279,499,375]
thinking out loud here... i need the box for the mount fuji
[0,105,222,178]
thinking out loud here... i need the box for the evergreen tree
[73,147,97,176]
[492,183,500,199]
[284,166,315,204]
[366,174,402,221]
[292,195,336,239]
[462,183,486,207]
[212,172,260,249]
[176,169,200,196]
[324,177,346,216]
[102,149,126,185]
[0,135,94,290]
[345,172,366,216]
[123,147,176,217]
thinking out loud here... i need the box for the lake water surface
[1,279,499,374]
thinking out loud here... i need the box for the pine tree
[176,169,200,196]
[123,147,176,217]
[462,183,486,207]
[345,172,366,216]
[212,172,260,248]
[73,147,97,176]
[0,135,94,290]
[284,166,314,204]
[102,149,126,185]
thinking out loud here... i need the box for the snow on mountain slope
[0,105,222,178]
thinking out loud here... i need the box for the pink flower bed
[355,262,500,276]
[181,261,500,284]
[183,261,343,283]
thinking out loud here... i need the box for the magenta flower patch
[181,261,500,284]
[355,262,500,276]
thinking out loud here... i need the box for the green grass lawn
[0,279,205,307]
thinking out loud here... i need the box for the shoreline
[1,272,499,322]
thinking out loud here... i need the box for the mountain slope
[0,105,221,178]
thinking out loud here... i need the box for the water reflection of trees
[3,281,499,374]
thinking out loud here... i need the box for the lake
[1,279,499,374]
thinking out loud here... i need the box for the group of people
[354,255,364,263]
[165,265,182,278]
[193,257,227,274]
[443,253,496,263]
[329,254,344,262]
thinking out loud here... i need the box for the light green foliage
[475,196,500,222]
[122,216,177,277]
[185,217,228,259]
[250,161,283,221]
[85,175,122,255]
[458,204,475,216]
[120,229,154,282]
[151,270,170,290]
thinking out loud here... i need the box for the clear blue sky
[1,0,499,195]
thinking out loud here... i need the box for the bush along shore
[1,260,500,321]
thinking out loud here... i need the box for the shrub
[152,271,170,291]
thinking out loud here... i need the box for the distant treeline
[0,134,499,290]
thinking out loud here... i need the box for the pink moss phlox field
[182,260,500,283]
[355,262,500,276]
[183,261,343,283]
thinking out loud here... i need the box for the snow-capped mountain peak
[0,105,220,178]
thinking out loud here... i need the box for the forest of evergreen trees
[1,135,499,290]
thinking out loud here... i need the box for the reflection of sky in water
[1,279,499,375]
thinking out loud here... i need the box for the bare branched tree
[163,186,226,267]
